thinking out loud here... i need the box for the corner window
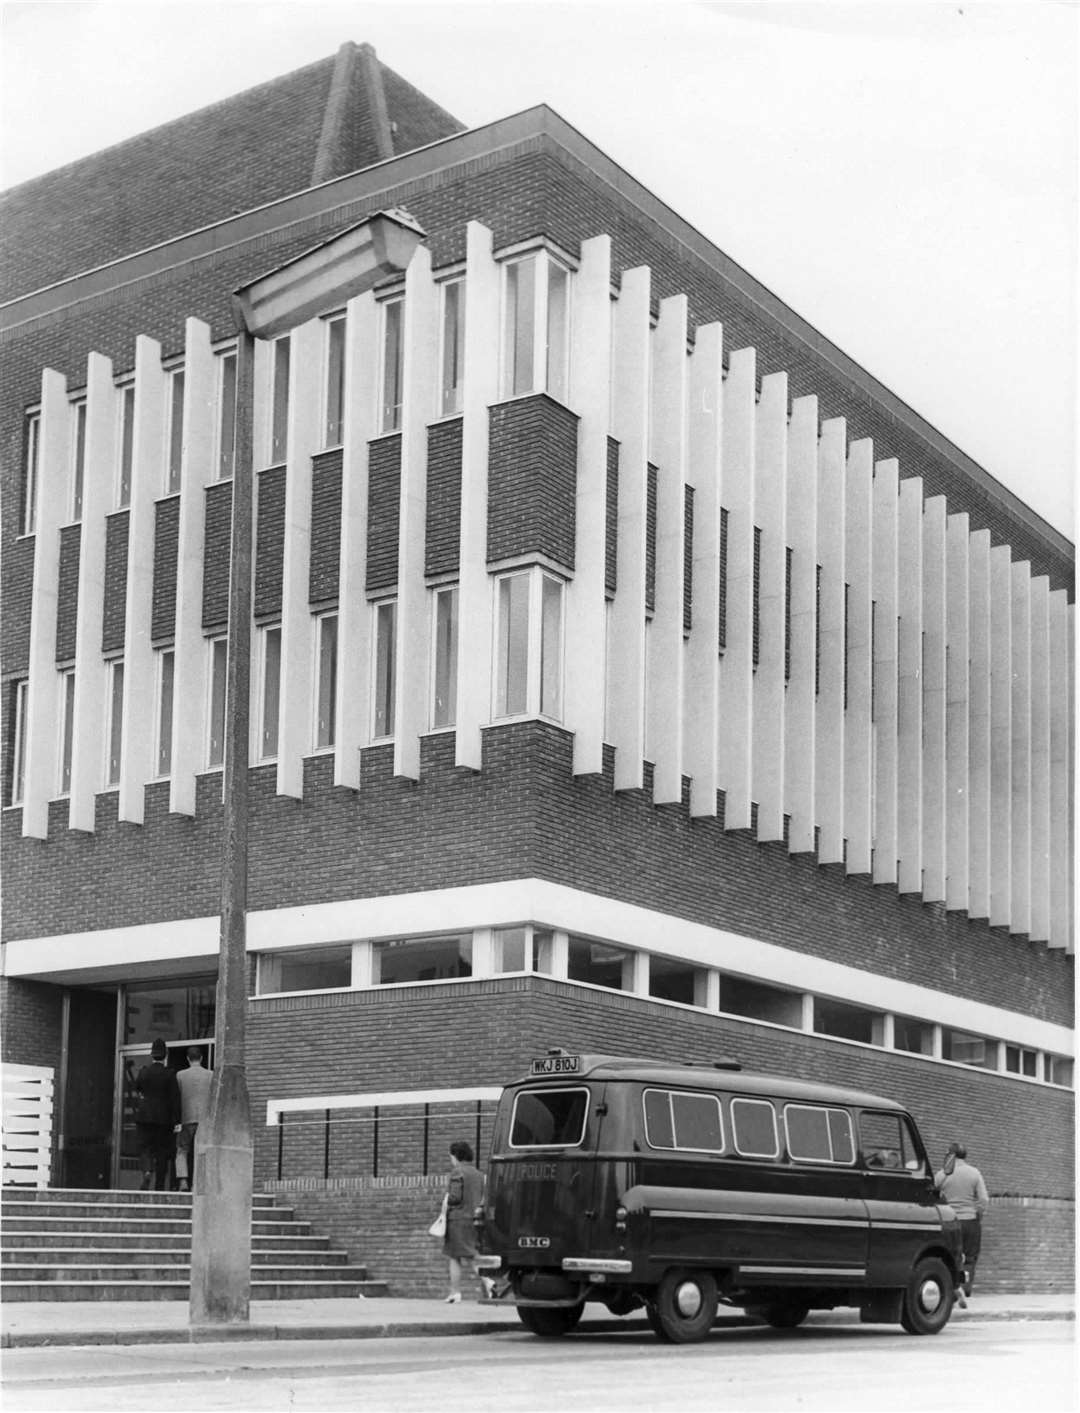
[373,934,472,985]
[156,649,174,778]
[256,624,281,762]
[268,336,290,465]
[440,279,465,416]
[313,613,338,751]
[784,1104,855,1165]
[494,568,564,721]
[57,668,76,796]
[431,585,458,729]
[509,1088,588,1148]
[117,383,135,509]
[323,314,346,448]
[206,635,228,769]
[644,1089,725,1154]
[106,659,124,787]
[1046,1055,1073,1088]
[10,678,28,805]
[22,413,40,535]
[730,1098,779,1159]
[502,251,570,401]
[373,600,396,739]
[70,399,87,521]
[492,927,531,972]
[165,368,185,495]
[380,297,404,433]
[216,349,238,480]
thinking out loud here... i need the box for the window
[313,613,337,750]
[893,1015,935,1057]
[859,1112,924,1174]
[22,413,40,535]
[431,586,458,728]
[117,383,135,508]
[510,1088,588,1148]
[217,350,237,479]
[730,1098,779,1158]
[942,1028,997,1070]
[1005,1045,1038,1078]
[106,660,124,786]
[324,314,346,447]
[502,251,570,401]
[495,569,564,720]
[373,934,472,985]
[644,1089,725,1154]
[373,600,397,739]
[813,997,884,1046]
[380,297,404,433]
[257,625,281,761]
[165,368,184,495]
[493,927,533,972]
[269,336,290,465]
[1046,1055,1073,1088]
[57,668,75,796]
[206,636,228,768]
[784,1105,855,1165]
[649,955,706,1006]
[71,399,87,521]
[440,279,465,416]
[259,945,352,995]
[10,679,28,805]
[719,975,803,1029]
[156,650,174,778]
[567,935,629,990]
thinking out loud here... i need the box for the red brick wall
[151,497,179,642]
[425,419,462,577]
[309,452,342,604]
[366,435,401,592]
[487,395,578,569]
[254,467,286,619]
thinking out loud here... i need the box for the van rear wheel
[650,1269,718,1343]
[516,1304,584,1337]
[900,1257,952,1335]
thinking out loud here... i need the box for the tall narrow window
[374,601,397,738]
[540,572,563,718]
[314,613,338,750]
[207,635,228,768]
[71,399,87,521]
[166,368,185,495]
[502,252,571,400]
[270,336,290,465]
[156,649,175,777]
[22,413,40,535]
[118,384,135,508]
[497,573,530,716]
[10,679,28,805]
[431,586,458,728]
[217,350,238,479]
[440,280,466,416]
[546,262,569,403]
[58,668,76,796]
[324,315,346,447]
[504,257,536,396]
[381,298,404,433]
[106,660,124,787]
[495,569,564,721]
[257,625,282,761]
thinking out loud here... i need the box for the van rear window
[731,1098,779,1157]
[784,1104,855,1164]
[644,1089,725,1153]
[510,1087,588,1148]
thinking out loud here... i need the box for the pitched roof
[0,42,464,302]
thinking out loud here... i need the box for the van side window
[784,1104,855,1164]
[510,1088,588,1148]
[859,1111,924,1173]
[730,1098,779,1158]
[643,1089,725,1154]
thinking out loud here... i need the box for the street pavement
[1,1289,1072,1347]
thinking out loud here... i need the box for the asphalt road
[2,1319,1074,1413]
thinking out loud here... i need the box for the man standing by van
[174,1047,212,1193]
[935,1141,989,1305]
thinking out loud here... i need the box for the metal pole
[189,326,255,1325]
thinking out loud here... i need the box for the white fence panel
[2,1062,55,1189]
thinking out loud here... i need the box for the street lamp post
[189,210,425,1325]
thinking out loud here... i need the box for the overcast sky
[1,1,1075,542]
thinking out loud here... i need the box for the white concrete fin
[118,334,165,826]
[896,476,924,894]
[988,545,1013,928]
[169,318,215,817]
[1067,602,1075,955]
[966,529,991,919]
[920,496,947,903]
[871,458,899,885]
[608,265,651,792]
[843,438,873,874]
[814,417,846,865]
[1008,561,1032,935]
[648,293,688,805]
[1047,588,1070,948]
[783,395,818,854]
[455,222,500,772]
[685,321,724,818]
[335,291,379,789]
[566,233,613,778]
[717,347,756,831]
[751,371,788,842]
[1028,576,1051,942]
[394,244,438,782]
[68,352,116,833]
[944,512,970,911]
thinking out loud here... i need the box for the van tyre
[650,1270,719,1343]
[900,1257,953,1335]
[516,1304,584,1337]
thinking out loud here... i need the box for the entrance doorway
[119,1038,216,1190]
[61,989,118,1189]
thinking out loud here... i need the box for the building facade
[1,44,1073,1292]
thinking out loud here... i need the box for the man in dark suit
[134,1038,181,1191]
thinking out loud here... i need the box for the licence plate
[530,1055,582,1076]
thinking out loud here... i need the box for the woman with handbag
[441,1140,491,1303]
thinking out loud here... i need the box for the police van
[475,1051,964,1342]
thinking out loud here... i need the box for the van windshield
[510,1087,589,1147]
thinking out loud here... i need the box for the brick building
[0,43,1073,1293]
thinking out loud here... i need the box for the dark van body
[476,1053,964,1342]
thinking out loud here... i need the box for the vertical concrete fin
[921,496,948,903]
[751,370,787,841]
[1009,561,1032,934]
[843,438,873,874]
[966,529,992,919]
[944,512,970,911]
[988,545,1013,927]
[1028,576,1051,942]
[814,417,846,865]
[896,476,924,893]
[871,458,899,884]
[718,347,756,831]
[783,394,817,854]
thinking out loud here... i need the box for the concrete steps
[0,1189,388,1302]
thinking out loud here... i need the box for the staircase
[0,1189,389,1301]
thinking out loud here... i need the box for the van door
[859,1110,941,1285]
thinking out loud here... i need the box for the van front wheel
[650,1269,719,1343]
[900,1258,953,1335]
[516,1304,584,1337]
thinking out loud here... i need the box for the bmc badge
[518,1236,551,1249]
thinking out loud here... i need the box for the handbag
[428,1194,448,1238]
